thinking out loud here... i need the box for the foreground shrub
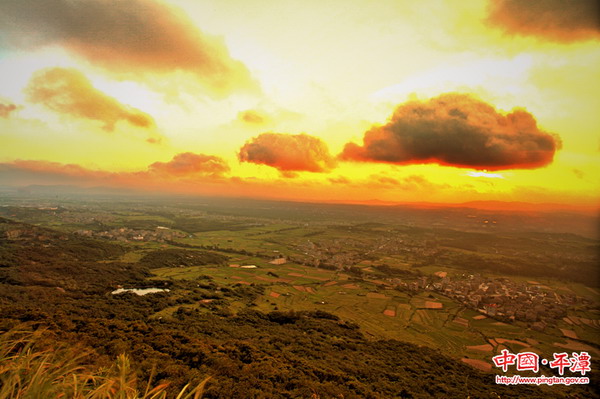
[0,329,209,399]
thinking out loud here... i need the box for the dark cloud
[0,0,256,95]
[340,93,561,171]
[0,153,229,187]
[25,67,155,131]
[239,133,337,174]
[365,174,448,191]
[0,160,113,187]
[374,175,400,186]
[328,176,351,185]
[572,169,585,179]
[238,110,268,125]
[486,0,600,42]
[148,152,229,178]
[0,103,17,118]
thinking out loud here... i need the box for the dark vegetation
[140,249,229,269]
[0,218,138,293]
[170,217,250,234]
[375,264,417,277]
[425,229,600,286]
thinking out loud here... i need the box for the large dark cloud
[25,67,155,131]
[486,0,600,42]
[0,0,255,95]
[0,103,17,118]
[340,93,561,171]
[239,133,337,174]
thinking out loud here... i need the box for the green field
[148,251,600,367]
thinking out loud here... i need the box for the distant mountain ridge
[1,184,597,215]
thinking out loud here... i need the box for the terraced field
[148,249,599,370]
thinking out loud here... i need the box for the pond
[111,288,170,296]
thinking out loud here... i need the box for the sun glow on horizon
[466,171,505,179]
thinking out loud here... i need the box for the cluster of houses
[75,226,186,243]
[293,234,442,270]
[3,227,64,242]
[294,239,364,268]
[425,274,577,329]
[41,208,116,225]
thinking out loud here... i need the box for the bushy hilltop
[0,217,597,398]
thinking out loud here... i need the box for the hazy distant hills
[1,184,598,238]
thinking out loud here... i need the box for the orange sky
[0,0,599,208]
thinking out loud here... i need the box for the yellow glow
[0,0,598,208]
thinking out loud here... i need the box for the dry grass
[0,329,210,399]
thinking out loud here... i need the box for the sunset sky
[1,0,599,208]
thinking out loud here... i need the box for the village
[397,273,578,330]
[74,226,187,243]
[292,234,439,269]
